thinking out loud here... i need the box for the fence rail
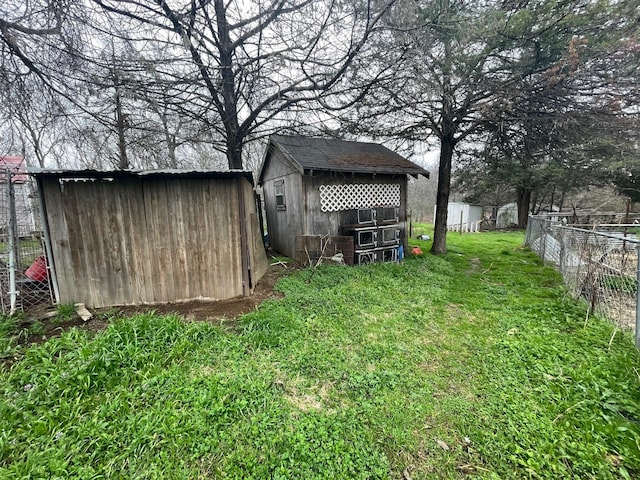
[446,220,482,233]
[525,215,639,347]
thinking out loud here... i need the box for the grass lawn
[1,230,639,479]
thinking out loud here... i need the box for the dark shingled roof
[260,135,429,183]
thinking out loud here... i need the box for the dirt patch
[6,263,294,355]
[467,257,481,274]
[18,307,110,345]
[2,308,112,368]
[110,263,291,324]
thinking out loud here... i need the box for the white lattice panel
[319,184,400,212]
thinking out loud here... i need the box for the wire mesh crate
[1,168,53,315]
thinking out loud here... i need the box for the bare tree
[0,0,79,163]
[91,0,396,169]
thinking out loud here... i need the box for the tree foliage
[343,0,639,249]
[342,0,523,252]
[463,0,640,227]
[0,0,637,232]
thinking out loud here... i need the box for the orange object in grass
[411,246,423,255]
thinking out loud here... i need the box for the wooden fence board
[40,174,266,307]
[42,180,73,303]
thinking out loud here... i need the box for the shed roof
[29,168,255,185]
[0,156,28,183]
[259,135,429,183]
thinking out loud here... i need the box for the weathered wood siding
[262,145,412,259]
[240,178,270,288]
[302,173,409,251]
[42,176,266,308]
[261,147,304,258]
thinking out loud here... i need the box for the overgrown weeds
[0,230,638,478]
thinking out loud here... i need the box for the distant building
[496,202,560,228]
[496,202,518,229]
[435,202,483,232]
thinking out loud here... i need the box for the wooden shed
[258,135,429,265]
[33,169,269,308]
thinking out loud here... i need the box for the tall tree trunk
[167,137,177,168]
[531,191,539,214]
[160,111,177,168]
[109,54,130,170]
[214,0,243,170]
[431,136,454,254]
[115,94,129,169]
[516,187,531,229]
[431,19,455,255]
[625,198,631,223]
[226,134,243,170]
[25,123,46,167]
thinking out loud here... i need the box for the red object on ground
[25,256,48,281]
[411,246,423,255]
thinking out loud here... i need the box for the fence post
[6,173,18,315]
[558,228,565,275]
[540,220,547,262]
[636,244,640,348]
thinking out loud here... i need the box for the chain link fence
[1,169,53,315]
[526,215,639,346]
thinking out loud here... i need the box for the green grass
[602,275,637,295]
[1,304,79,362]
[0,313,37,361]
[54,303,77,323]
[1,230,639,479]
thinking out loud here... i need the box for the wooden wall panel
[261,149,304,259]
[240,179,269,290]
[200,178,242,301]
[125,179,153,303]
[42,175,261,308]
[180,179,200,298]
[303,173,409,245]
[42,180,73,303]
[260,145,300,181]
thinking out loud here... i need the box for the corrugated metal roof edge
[28,168,255,185]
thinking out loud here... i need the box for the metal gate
[0,168,54,315]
